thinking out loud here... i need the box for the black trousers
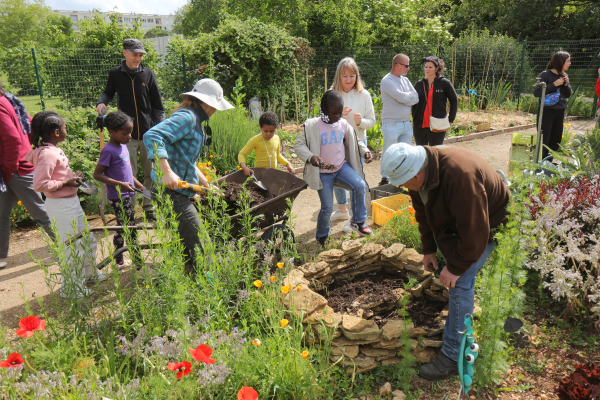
[539,107,565,160]
[414,126,446,146]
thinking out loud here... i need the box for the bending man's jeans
[442,242,496,361]
[317,163,366,240]
[380,121,413,179]
[334,139,367,215]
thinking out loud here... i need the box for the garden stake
[457,314,478,398]
[293,69,299,128]
[97,110,107,225]
[324,68,327,91]
[533,78,547,164]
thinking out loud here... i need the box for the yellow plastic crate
[371,193,412,227]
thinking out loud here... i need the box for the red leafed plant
[555,363,600,400]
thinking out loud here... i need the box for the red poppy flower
[0,352,24,368]
[189,344,215,365]
[15,315,46,338]
[238,386,258,400]
[167,361,192,379]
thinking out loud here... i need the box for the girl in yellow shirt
[238,112,295,176]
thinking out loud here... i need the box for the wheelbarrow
[217,168,308,239]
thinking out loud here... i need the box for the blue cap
[381,143,426,186]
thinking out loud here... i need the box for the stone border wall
[281,240,450,374]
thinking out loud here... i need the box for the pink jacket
[25,144,77,198]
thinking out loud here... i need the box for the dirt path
[2,119,596,325]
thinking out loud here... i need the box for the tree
[447,0,600,40]
[173,0,227,35]
[0,0,50,47]
[46,13,73,36]
[145,27,169,38]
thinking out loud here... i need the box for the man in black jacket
[97,38,165,220]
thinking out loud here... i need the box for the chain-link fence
[1,39,598,117]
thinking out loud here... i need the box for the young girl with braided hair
[25,111,104,298]
[93,111,145,268]
[295,90,373,246]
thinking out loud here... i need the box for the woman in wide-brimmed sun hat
[143,78,233,270]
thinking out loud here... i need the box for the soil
[318,270,405,315]
[197,182,275,211]
[318,270,446,329]
[319,163,337,171]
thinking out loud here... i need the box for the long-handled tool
[178,180,211,192]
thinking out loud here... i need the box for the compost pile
[198,182,274,210]
[318,270,446,328]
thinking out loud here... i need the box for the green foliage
[0,0,51,48]
[46,13,73,36]
[549,127,600,177]
[447,0,600,41]
[366,93,382,151]
[9,202,36,230]
[474,198,528,387]
[160,18,307,105]
[207,106,258,174]
[173,0,227,35]
[144,27,169,38]
[567,94,595,119]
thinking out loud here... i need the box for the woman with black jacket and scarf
[533,51,572,161]
[412,56,458,146]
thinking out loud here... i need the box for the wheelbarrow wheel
[260,223,295,244]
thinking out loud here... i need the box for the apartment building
[53,10,175,33]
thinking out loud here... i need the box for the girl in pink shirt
[25,111,104,298]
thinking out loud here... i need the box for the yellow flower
[224,171,227,174]
[568,123,572,126]
[302,351,309,359]
[270,276,276,282]
[281,285,290,294]
[209,155,214,158]
[17,201,22,205]
[252,339,262,346]
[208,162,212,166]
[280,319,289,328]
[146,285,150,289]
[277,262,284,269]
[297,285,301,292]
[254,280,262,288]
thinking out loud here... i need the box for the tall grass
[208,107,257,173]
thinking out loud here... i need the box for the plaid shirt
[144,108,207,197]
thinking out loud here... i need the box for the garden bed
[281,241,449,373]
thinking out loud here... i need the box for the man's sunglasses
[399,63,410,68]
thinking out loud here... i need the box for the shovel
[132,186,152,200]
[250,173,268,191]
[77,180,99,196]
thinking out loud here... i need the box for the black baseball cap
[123,38,146,54]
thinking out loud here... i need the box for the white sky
[45,0,187,16]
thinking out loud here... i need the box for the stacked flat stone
[281,240,451,374]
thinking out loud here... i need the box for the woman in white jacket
[329,57,376,231]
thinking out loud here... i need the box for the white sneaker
[84,270,109,285]
[330,210,350,222]
[342,219,353,233]
[0,260,7,269]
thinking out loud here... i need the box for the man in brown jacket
[382,143,509,380]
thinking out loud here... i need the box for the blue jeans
[380,121,413,179]
[317,163,367,240]
[334,139,367,212]
[442,242,496,361]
